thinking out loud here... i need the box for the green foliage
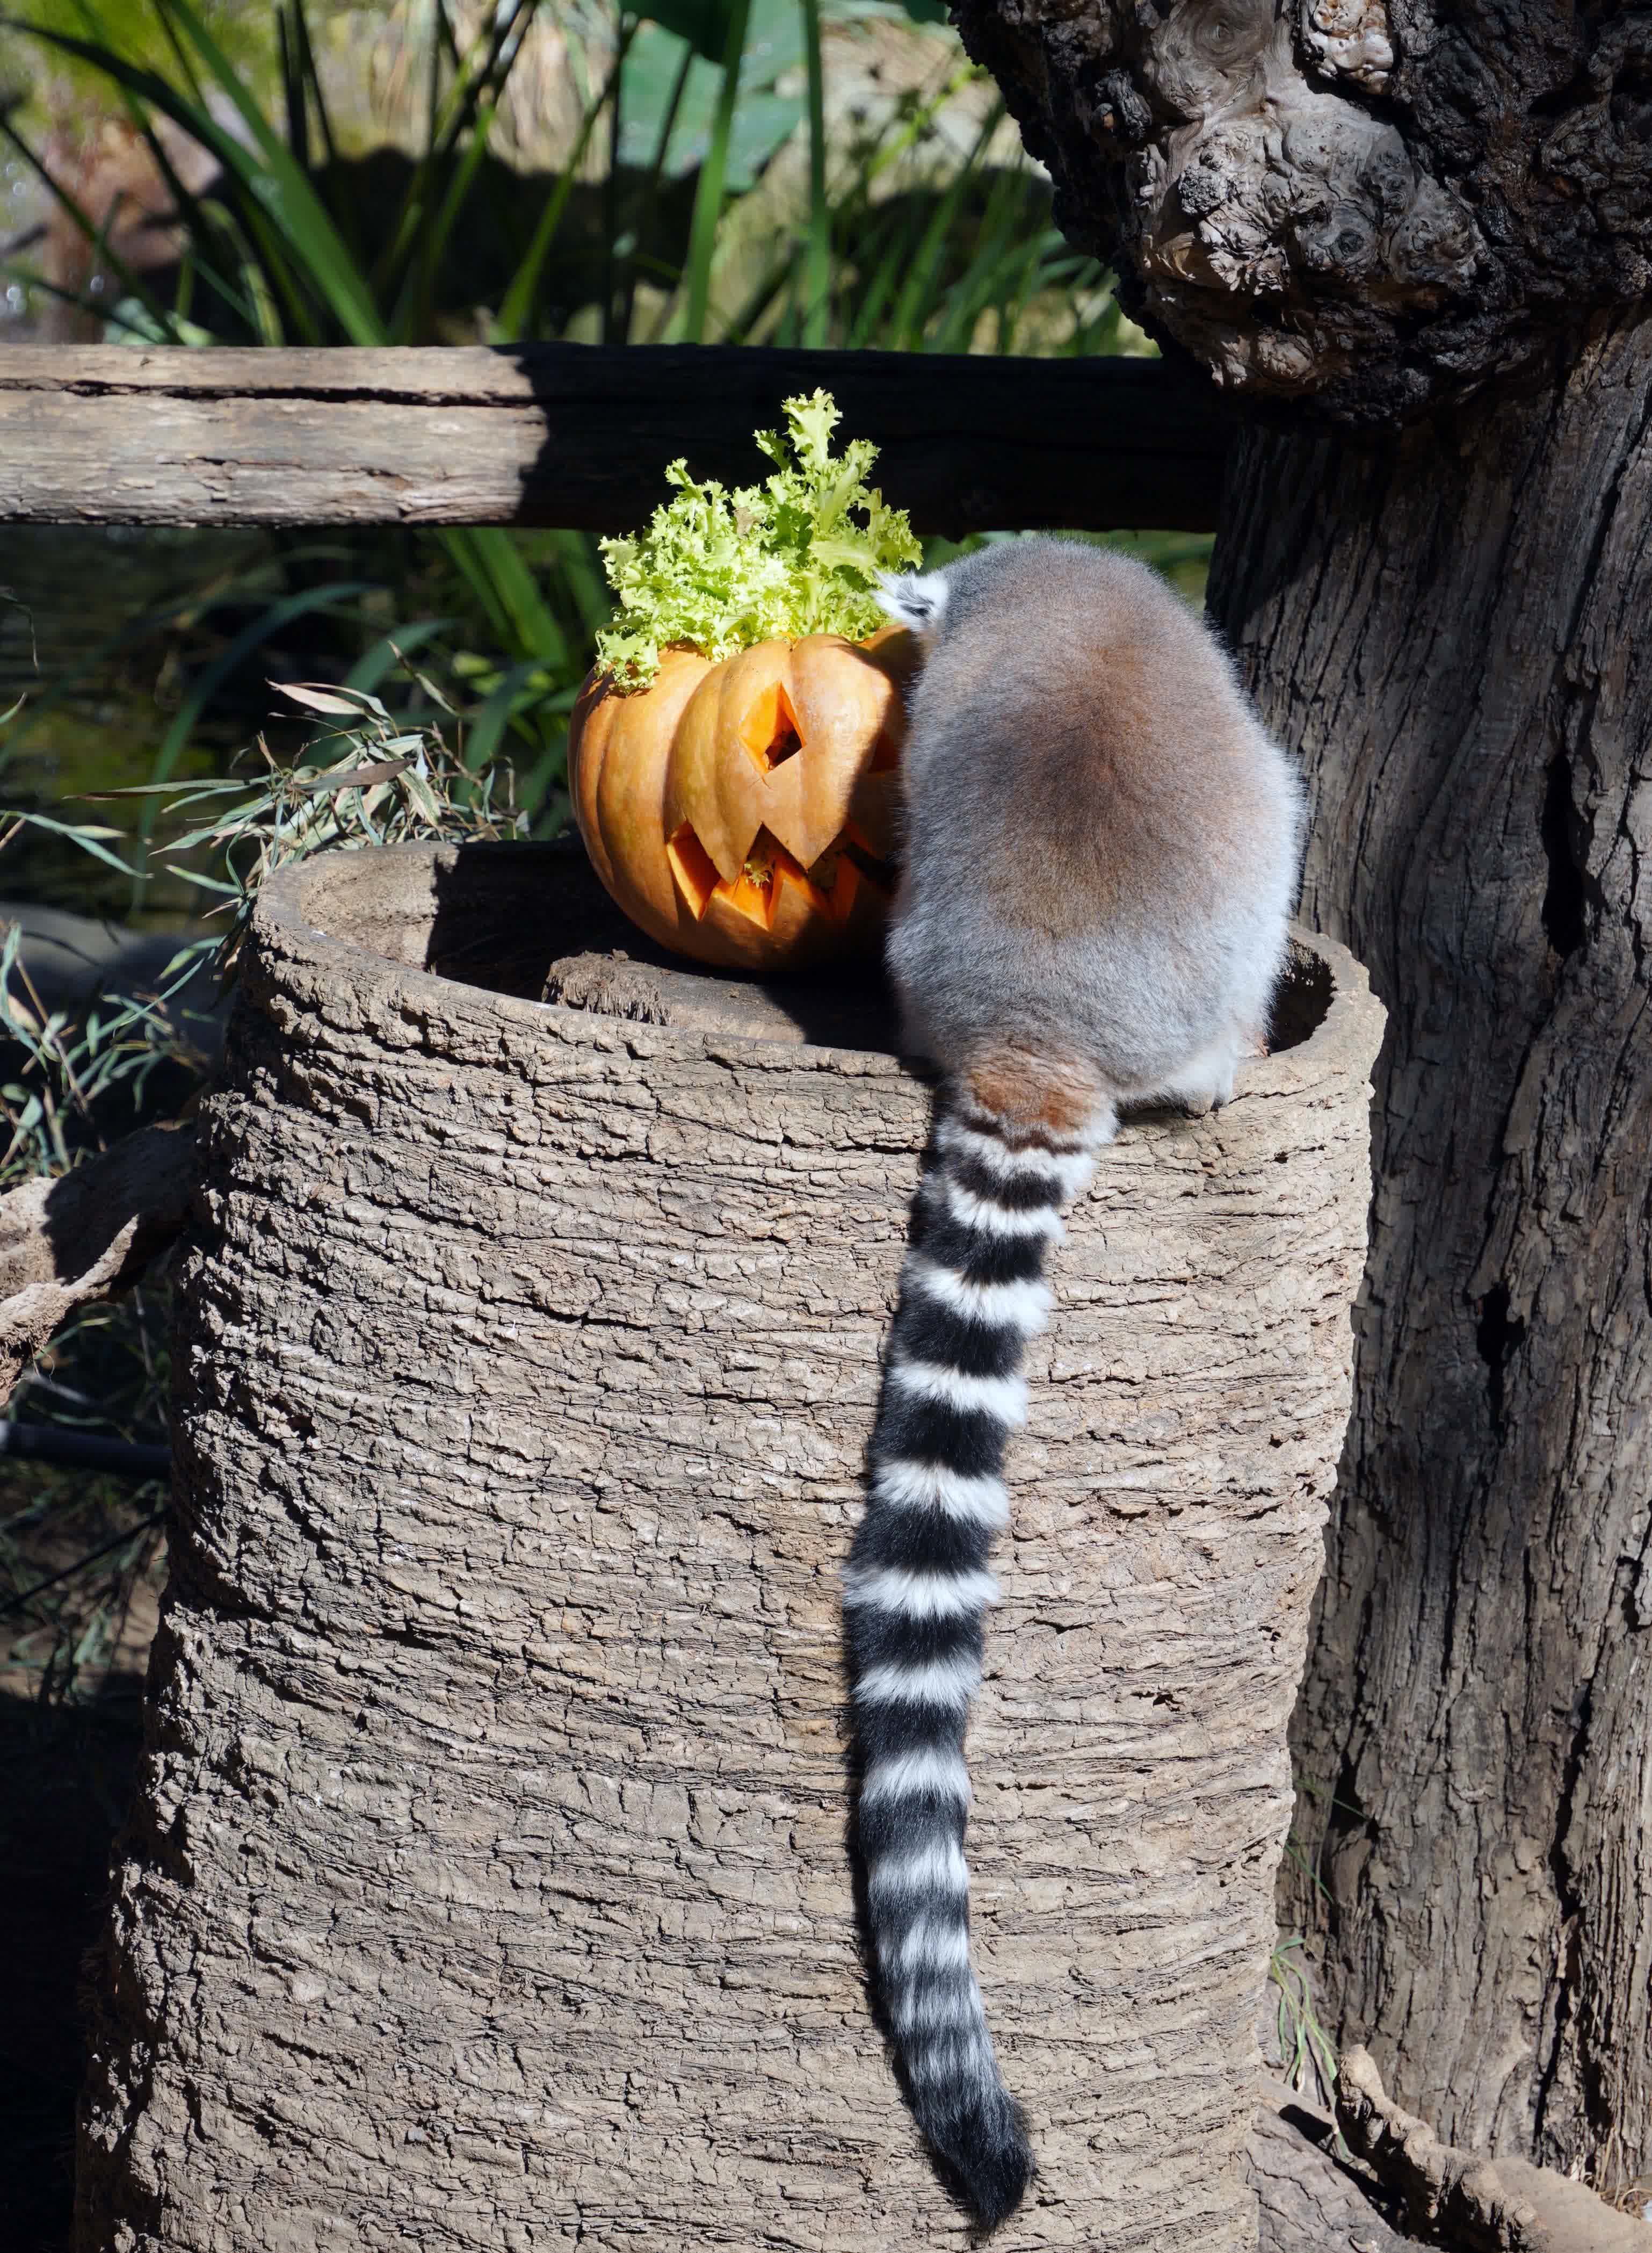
[1,0,578,673]
[0,913,206,1183]
[595,389,921,684]
[0,1289,170,1701]
[1269,1936,1340,2114]
[0,661,526,1183]
[620,0,805,190]
[132,673,529,961]
[729,77,1132,357]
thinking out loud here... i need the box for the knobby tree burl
[953,0,1652,2193]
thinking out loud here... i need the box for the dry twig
[0,1121,197,1399]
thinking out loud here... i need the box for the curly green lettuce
[593,390,923,688]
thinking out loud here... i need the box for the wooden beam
[0,344,1230,535]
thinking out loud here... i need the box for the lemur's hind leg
[1155,1037,1241,1119]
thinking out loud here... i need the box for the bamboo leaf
[0,810,136,877]
[273,683,371,717]
[402,767,444,828]
[292,759,411,794]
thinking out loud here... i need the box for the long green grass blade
[547,532,612,639]
[61,0,257,328]
[114,0,386,341]
[494,35,627,341]
[389,96,501,341]
[6,9,383,342]
[617,28,693,342]
[343,623,458,699]
[677,0,751,342]
[796,0,829,347]
[440,530,570,670]
[367,0,530,317]
[458,659,545,775]
[288,0,339,175]
[277,1,308,169]
[158,0,385,340]
[0,107,189,342]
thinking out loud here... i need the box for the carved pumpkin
[568,630,914,972]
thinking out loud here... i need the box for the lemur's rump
[847,538,1302,2226]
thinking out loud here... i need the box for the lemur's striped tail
[845,1094,1100,2228]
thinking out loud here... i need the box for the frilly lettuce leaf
[593,389,923,688]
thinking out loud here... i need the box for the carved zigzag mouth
[665,672,901,930]
[665,820,890,932]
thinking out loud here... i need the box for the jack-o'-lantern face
[568,630,915,972]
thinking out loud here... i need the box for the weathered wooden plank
[0,344,1229,533]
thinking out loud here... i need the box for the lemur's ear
[876,571,950,633]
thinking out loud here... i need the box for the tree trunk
[76,841,1379,2251]
[918,0,1650,2198]
[1205,313,1652,2192]
[952,0,1652,424]
[1248,2091,1412,2253]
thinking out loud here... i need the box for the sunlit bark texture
[952,0,1652,2201]
[954,0,1652,422]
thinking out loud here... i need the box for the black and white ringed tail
[844,1095,1103,2228]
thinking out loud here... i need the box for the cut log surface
[0,344,1230,533]
[78,842,1381,2252]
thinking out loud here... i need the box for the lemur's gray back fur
[843,538,1302,2227]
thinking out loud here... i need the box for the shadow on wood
[0,346,1231,535]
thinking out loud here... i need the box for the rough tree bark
[1249,2090,1414,2253]
[954,0,1651,424]
[949,0,1652,2204]
[1211,326,1652,2190]
[76,842,1379,2251]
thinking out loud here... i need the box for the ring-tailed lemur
[845,537,1303,2226]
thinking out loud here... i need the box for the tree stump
[78,841,1382,2251]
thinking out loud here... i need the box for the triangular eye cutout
[738,682,804,771]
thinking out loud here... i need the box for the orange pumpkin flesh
[568,630,915,972]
